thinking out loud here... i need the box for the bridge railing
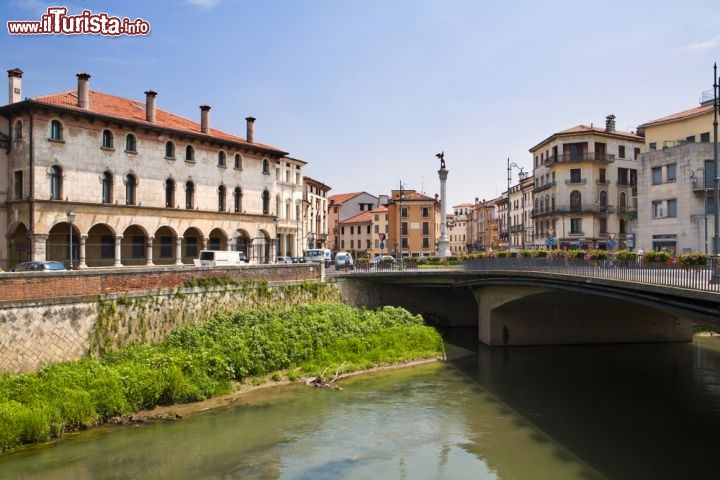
[350,257,720,293]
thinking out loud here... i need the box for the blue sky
[3,0,719,207]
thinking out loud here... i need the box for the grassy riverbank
[0,302,444,452]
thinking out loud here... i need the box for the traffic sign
[379,241,385,250]
[608,239,616,249]
[546,236,554,246]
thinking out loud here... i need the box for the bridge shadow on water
[439,327,720,480]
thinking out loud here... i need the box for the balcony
[565,178,587,185]
[531,204,617,219]
[544,152,616,166]
[533,181,556,193]
[596,179,610,186]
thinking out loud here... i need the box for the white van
[194,250,249,267]
[304,248,332,266]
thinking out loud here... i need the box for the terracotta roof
[452,202,475,208]
[328,192,363,205]
[369,205,388,213]
[400,191,436,201]
[29,89,287,154]
[530,124,644,152]
[341,210,373,224]
[639,104,713,127]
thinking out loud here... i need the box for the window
[234,154,242,169]
[125,134,136,152]
[13,171,23,199]
[101,235,114,259]
[652,167,662,185]
[599,168,606,184]
[570,190,582,211]
[50,120,63,140]
[401,222,408,235]
[101,171,113,203]
[599,218,607,234]
[686,135,696,143]
[165,141,175,158]
[165,178,175,208]
[652,200,663,218]
[649,142,657,151]
[234,188,242,212]
[350,226,354,235]
[185,181,194,209]
[401,238,408,249]
[422,237,430,249]
[218,185,226,211]
[667,199,677,217]
[262,159,270,174]
[186,237,199,259]
[49,165,62,200]
[160,236,172,258]
[701,132,711,143]
[14,119,22,140]
[666,164,677,182]
[262,189,270,214]
[125,174,137,205]
[422,207,429,217]
[570,218,582,234]
[102,130,114,149]
[599,190,607,211]
[132,236,145,258]
[401,207,408,218]
[570,168,582,183]
[366,225,371,234]
[218,151,226,167]
[618,145,625,158]
[185,145,194,162]
[634,147,641,160]
[422,222,429,235]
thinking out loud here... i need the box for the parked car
[369,255,396,266]
[291,257,306,263]
[194,250,250,267]
[10,261,66,272]
[334,252,354,270]
[276,256,293,264]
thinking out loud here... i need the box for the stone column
[203,237,209,250]
[78,235,88,269]
[437,165,451,257]
[29,234,48,261]
[114,235,123,267]
[175,237,183,265]
[146,235,154,266]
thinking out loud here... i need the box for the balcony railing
[544,152,616,166]
[531,204,617,218]
[596,179,610,185]
[533,181,556,193]
[565,178,587,185]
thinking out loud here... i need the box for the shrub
[615,249,637,262]
[587,249,609,261]
[643,250,671,263]
[677,252,709,268]
[569,249,586,260]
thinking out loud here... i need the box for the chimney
[246,116,256,143]
[7,68,23,104]
[145,90,157,123]
[605,114,616,133]
[76,72,91,109]
[200,105,210,134]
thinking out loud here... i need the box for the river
[1,332,720,480]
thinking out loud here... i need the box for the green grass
[0,303,443,452]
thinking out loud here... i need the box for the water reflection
[1,335,720,480]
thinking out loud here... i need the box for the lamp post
[66,210,76,269]
[398,181,404,259]
[506,158,524,249]
[713,62,719,255]
[690,168,708,254]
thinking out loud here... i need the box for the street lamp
[690,168,708,254]
[507,158,525,249]
[713,62,719,255]
[66,210,76,269]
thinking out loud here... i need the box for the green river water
[1,332,720,480]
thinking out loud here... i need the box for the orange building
[387,189,441,258]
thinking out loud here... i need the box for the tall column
[114,235,123,267]
[437,160,451,257]
[29,234,48,261]
[78,235,87,269]
[175,237,183,265]
[146,235,154,266]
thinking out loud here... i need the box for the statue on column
[436,152,446,169]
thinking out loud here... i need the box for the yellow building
[387,189,441,258]
[635,95,716,254]
[529,115,644,250]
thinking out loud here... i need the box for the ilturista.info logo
[7,7,150,36]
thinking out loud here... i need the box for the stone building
[302,176,331,252]
[327,192,379,253]
[635,94,717,254]
[529,115,644,250]
[0,69,304,268]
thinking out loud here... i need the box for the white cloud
[676,35,720,52]
[185,0,220,8]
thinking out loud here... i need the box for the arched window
[165,141,175,158]
[218,151,226,167]
[185,145,194,162]
[234,187,242,212]
[125,174,137,205]
[49,165,62,200]
[599,190,608,211]
[101,171,113,203]
[234,154,242,169]
[125,134,137,152]
[102,129,114,149]
[262,158,270,174]
[262,189,270,215]
[570,190,582,211]
[218,185,226,211]
[165,178,176,208]
[14,119,22,140]
[50,120,63,140]
[185,181,195,209]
